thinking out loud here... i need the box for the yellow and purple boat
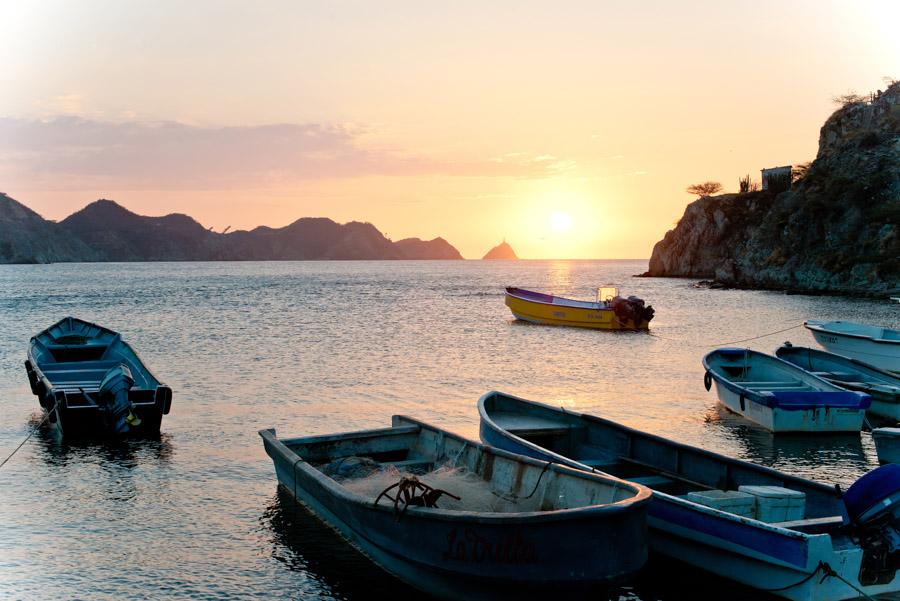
[504,287,654,330]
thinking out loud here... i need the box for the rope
[650,322,804,348]
[755,561,876,600]
[0,411,50,470]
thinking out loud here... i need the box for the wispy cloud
[0,117,574,190]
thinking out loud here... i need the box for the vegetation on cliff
[646,81,899,295]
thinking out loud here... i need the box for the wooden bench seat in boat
[495,414,584,437]
[772,515,844,534]
[629,475,677,490]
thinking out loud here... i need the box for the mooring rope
[0,411,50,471]
[649,322,805,348]
[755,561,876,600]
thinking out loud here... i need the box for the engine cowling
[99,364,136,434]
[844,464,900,585]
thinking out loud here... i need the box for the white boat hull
[873,428,900,464]
[713,381,866,433]
[807,328,900,373]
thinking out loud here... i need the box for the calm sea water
[1,260,898,600]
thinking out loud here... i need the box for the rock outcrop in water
[482,240,518,259]
[645,81,900,295]
[0,195,464,262]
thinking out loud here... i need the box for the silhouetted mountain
[60,199,221,261]
[482,240,518,259]
[0,193,96,263]
[0,196,464,262]
[394,237,463,260]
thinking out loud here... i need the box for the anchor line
[0,410,51,471]
[649,322,805,348]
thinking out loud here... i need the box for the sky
[1,1,897,259]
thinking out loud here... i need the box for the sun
[550,211,573,232]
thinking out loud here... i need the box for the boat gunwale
[259,419,651,525]
[775,345,900,387]
[805,320,900,346]
[476,390,842,542]
[505,287,612,312]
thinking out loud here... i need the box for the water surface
[1,260,897,599]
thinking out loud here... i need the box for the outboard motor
[98,364,140,434]
[844,464,900,585]
[610,295,655,328]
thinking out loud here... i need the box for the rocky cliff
[482,240,518,259]
[646,82,899,295]
[0,196,464,262]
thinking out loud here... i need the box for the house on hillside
[761,165,792,193]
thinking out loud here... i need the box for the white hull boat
[805,320,900,374]
[702,348,871,433]
[873,428,900,464]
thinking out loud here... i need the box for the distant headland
[482,240,518,260]
[0,195,463,263]
[644,81,899,296]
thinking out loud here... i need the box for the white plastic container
[687,489,756,517]
[738,485,805,522]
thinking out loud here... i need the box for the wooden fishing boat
[504,286,654,330]
[702,348,870,432]
[805,320,900,373]
[24,317,172,436]
[478,391,900,601]
[259,416,651,600]
[776,344,900,420]
[873,428,900,464]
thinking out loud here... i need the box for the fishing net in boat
[337,463,537,513]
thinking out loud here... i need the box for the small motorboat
[873,428,900,463]
[259,416,650,600]
[24,317,172,436]
[504,286,654,330]
[702,348,870,432]
[776,344,900,420]
[478,391,900,601]
[805,320,900,373]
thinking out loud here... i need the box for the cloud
[0,116,573,190]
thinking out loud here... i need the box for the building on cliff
[761,166,792,192]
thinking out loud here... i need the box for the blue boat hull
[478,391,900,601]
[260,418,650,600]
[25,317,172,437]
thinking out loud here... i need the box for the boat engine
[98,364,140,434]
[844,464,900,585]
[609,295,655,327]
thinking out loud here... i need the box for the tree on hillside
[686,181,723,197]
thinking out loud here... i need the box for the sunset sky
[2,1,897,258]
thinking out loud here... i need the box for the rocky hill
[394,237,463,260]
[0,196,464,262]
[482,240,518,259]
[646,81,899,295]
[0,193,97,263]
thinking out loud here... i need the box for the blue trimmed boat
[24,317,172,436]
[776,344,900,420]
[478,391,900,601]
[259,416,651,599]
[702,348,870,432]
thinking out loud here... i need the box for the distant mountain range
[0,195,463,263]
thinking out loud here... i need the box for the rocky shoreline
[644,81,899,297]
